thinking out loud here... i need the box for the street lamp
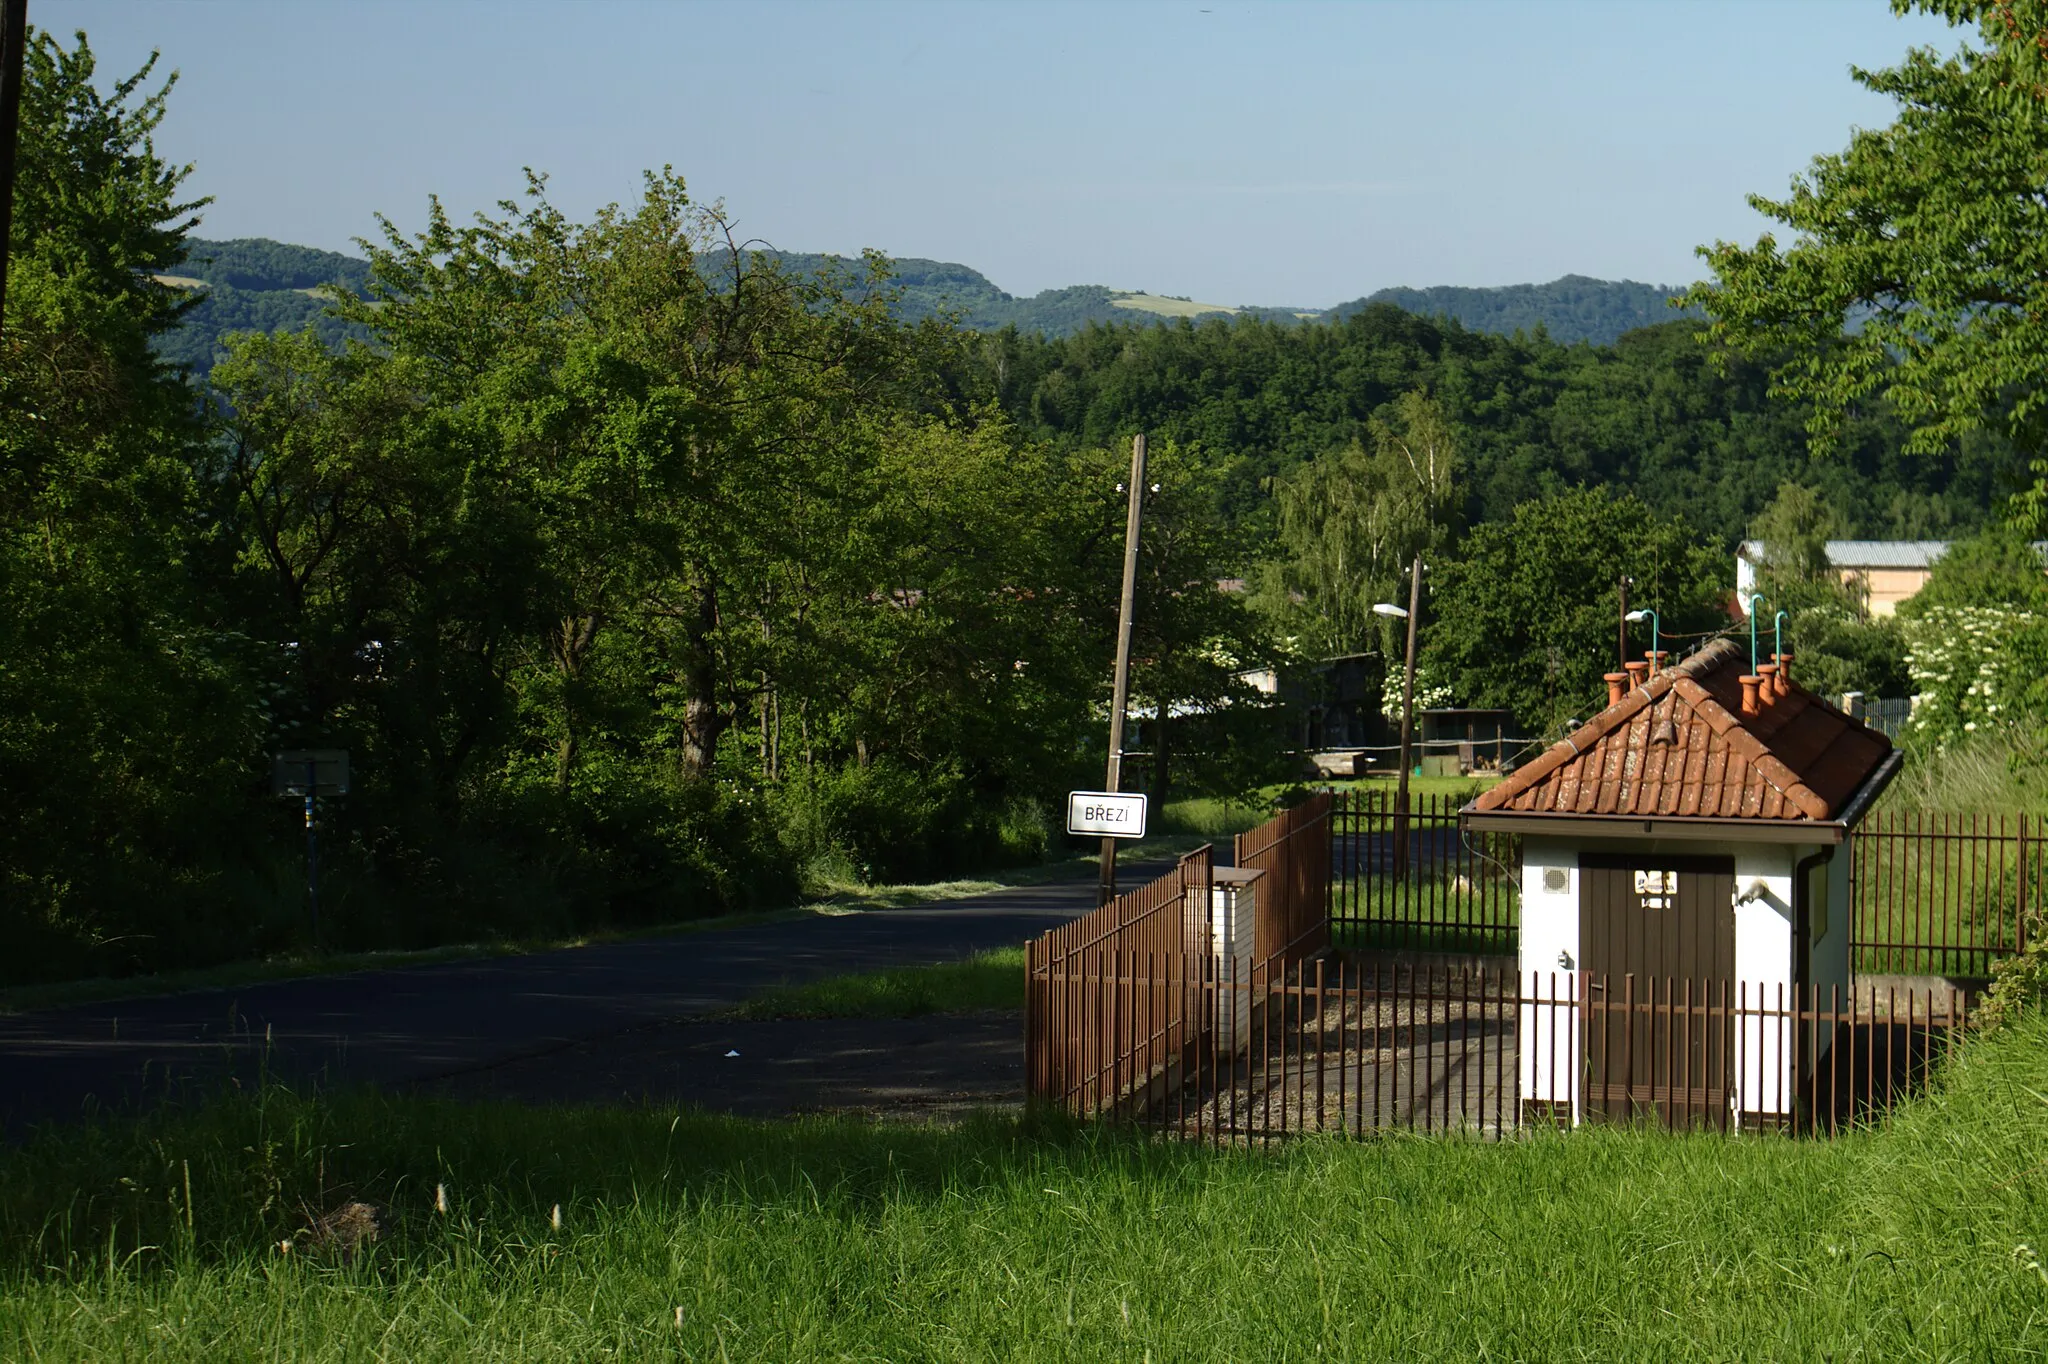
[1624,608,1660,672]
[1373,555,1424,878]
[1746,593,1767,672]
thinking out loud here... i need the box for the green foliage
[1686,0,2048,527]
[976,311,2021,548]
[1902,605,2048,748]
[1257,389,1459,661]
[1425,488,1727,734]
[1903,523,2048,615]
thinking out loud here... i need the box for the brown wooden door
[1581,854,1735,1127]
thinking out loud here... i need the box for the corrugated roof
[1469,638,1892,823]
[1737,539,1951,569]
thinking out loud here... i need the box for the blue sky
[51,0,1963,305]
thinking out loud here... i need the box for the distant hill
[1332,275,1694,346]
[153,237,371,376]
[153,236,1698,378]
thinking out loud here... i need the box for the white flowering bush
[1381,665,1455,722]
[1902,606,2048,750]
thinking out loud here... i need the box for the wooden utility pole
[1099,433,1146,907]
[1392,554,1421,878]
[1617,575,1631,673]
[0,0,28,339]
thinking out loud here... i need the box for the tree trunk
[552,613,598,793]
[679,581,724,779]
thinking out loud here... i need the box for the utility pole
[1099,433,1146,907]
[1393,554,1422,878]
[0,0,28,339]
[1617,575,1631,673]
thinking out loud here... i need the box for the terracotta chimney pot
[1624,661,1649,692]
[1756,662,1778,706]
[1740,674,1762,717]
[1646,649,1670,676]
[1771,652,1794,696]
[1604,672,1629,707]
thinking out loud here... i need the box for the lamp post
[1373,554,1423,878]
[1624,608,1660,672]
[1746,594,1766,672]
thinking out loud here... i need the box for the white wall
[1731,845,1796,1121]
[1517,838,1579,1116]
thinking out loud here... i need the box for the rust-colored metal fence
[1026,798,1341,1120]
[1330,790,1519,954]
[1024,846,1212,1118]
[1030,790,1992,1141]
[1150,966,1963,1144]
[1852,811,2041,977]
[1236,790,1333,963]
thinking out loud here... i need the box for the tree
[1257,390,1461,662]
[1749,482,1843,588]
[1902,522,2048,613]
[1425,488,1725,737]
[0,29,259,977]
[1684,1,2048,529]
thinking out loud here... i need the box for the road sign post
[273,750,349,946]
[1100,433,1147,906]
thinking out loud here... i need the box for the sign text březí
[1066,791,1147,839]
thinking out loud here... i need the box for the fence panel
[1237,790,1333,966]
[1330,789,1519,955]
[1851,811,2039,976]
[1159,968,1962,1144]
[1026,846,1212,1119]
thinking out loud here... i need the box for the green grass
[2,1018,2046,1358]
[733,947,1024,1019]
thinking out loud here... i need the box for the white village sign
[1066,791,1147,839]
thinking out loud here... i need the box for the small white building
[1461,639,1898,1128]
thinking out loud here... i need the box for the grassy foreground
[4,1020,2048,1359]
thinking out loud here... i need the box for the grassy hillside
[3,1016,2043,1358]
[156,237,1700,377]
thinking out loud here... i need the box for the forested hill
[156,236,1694,375]
[1334,276,1693,345]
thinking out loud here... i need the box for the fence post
[2021,813,2031,957]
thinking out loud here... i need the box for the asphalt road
[0,866,1160,1134]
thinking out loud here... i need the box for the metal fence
[1330,790,1520,954]
[1852,811,2041,977]
[1236,791,1333,963]
[1151,965,1965,1143]
[1328,790,2038,978]
[1025,796,1336,1120]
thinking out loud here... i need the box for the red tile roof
[1470,638,1892,823]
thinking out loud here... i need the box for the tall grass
[4,1019,2047,1358]
[1882,723,2048,815]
